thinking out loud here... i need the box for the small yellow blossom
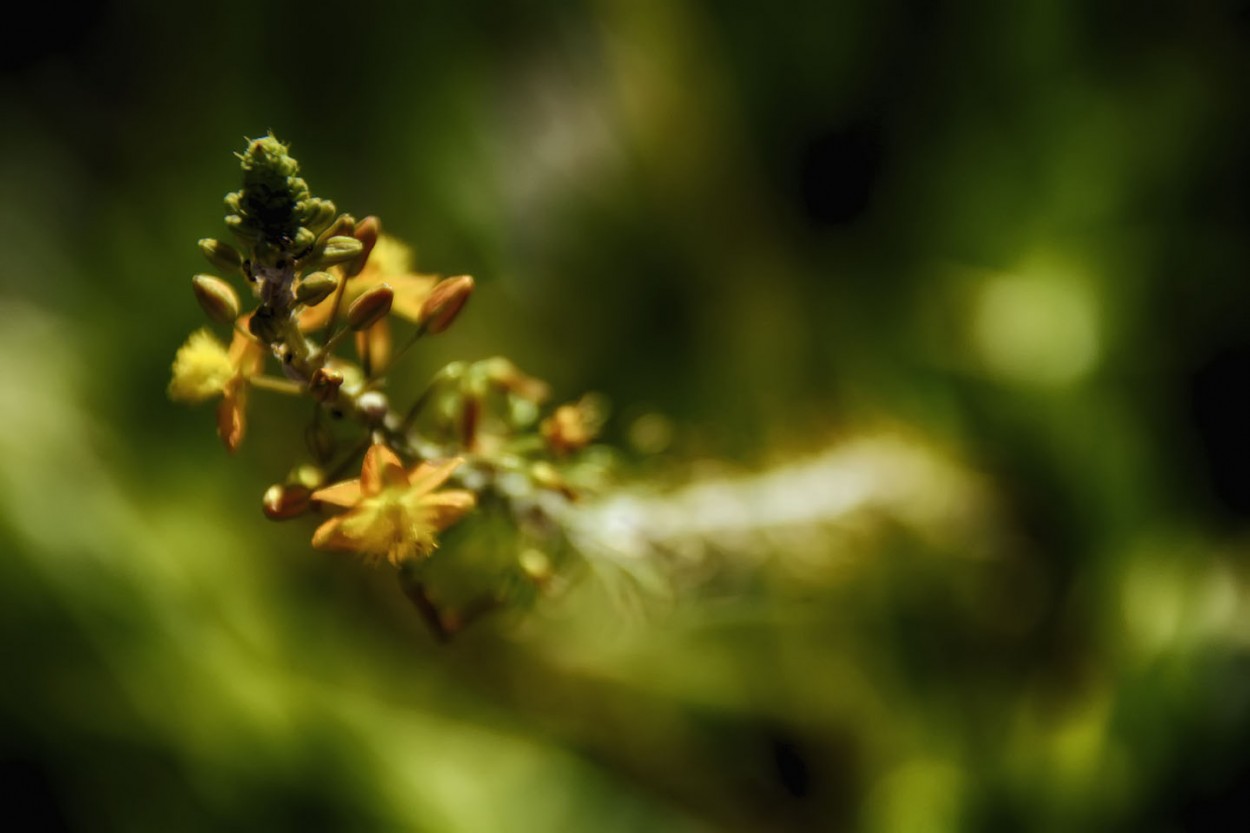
[298,234,438,331]
[297,233,444,375]
[169,329,234,402]
[168,326,265,452]
[541,396,604,455]
[311,445,476,567]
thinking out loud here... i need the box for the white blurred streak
[561,434,995,580]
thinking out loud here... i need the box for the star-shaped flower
[299,235,438,330]
[310,445,476,567]
[298,234,440,374]
[168,326,265,452]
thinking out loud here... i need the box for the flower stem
[398,573,451,643]
[250,375,304,395]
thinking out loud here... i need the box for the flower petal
[422,489,476,531]
[311,515,352,551]
[312,478,362,508]
[228,328,265,377]
[388,273,438,321]
[216,387,246,453]
[361,444,408,495]
[407,457,463,494]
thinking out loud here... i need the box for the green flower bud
[198,238,242,272]
[224,213,260,244]
[296,271,339,306]
[299,198,337,234]
[519,548,553,583]
[290,464,325,490]
[232,134,312,245]
[316,215,356,247]
[347,283,393,331]
[191,274,240,324]
[293,227,316,252]
[309,235,364,270]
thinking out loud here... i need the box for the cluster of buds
[169,135,609,638]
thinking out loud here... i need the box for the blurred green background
[3,1,1250,830]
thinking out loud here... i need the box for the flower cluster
[169,134,607,637]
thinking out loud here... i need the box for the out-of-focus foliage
[2,1,1250,830]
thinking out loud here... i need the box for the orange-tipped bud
[348,283,393,331]
[346,215,380,278]
[419,275,474,334]
[262,483,312,520]
[191,274,240,324]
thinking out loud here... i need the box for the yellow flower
[311,444,476,567]
[299,234,439,331]
[168,328,234,402]
[168,326,265,452]
[298,233,446,375]
[541,396,604,455]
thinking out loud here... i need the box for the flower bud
[347,283,393,331]
[519,548,554,584]
[530,461,577,501]
[262,483,312,520]
[290,464,325,490]
[308,235,364,270]
[419,275,474,334]
[191,274,240,324]
[310,367,344,403]
[198,238,242,272]
[292,227,316,252]
[224,213,261,245]
[299,198,337,234]
[345,215,380,278]
[530,461,563,490]
[356,391,390,422]
[316,214,356,247]
[296,271,339,306]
